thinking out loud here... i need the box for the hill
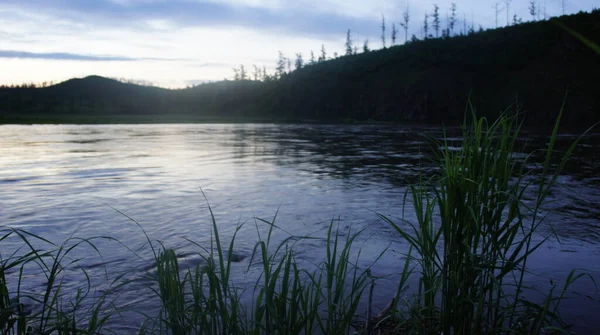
[1,10,599,126]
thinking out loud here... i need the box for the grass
[1,111,596,334]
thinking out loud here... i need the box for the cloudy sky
[0,0,596,88]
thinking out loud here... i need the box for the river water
[1,124,599,332]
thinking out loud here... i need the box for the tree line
[229,1,558,83]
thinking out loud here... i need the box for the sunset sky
[0,0,596,88]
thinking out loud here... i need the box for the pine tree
[253,65,259,81]
[319,44,327,62]
[529,1,537,21]
[276,51,286,78]
[432,4,440,38]
[294,53,303,70]
[512,14,521,25]
[391,23,397,46]
[423,14,429,39]
[381,14,387,48]
[310,50,316,65]
[345,29,353,56]
[239,65,246,80]
[363,39,370,53]
[232,68,240,81]
[449,3,457,36]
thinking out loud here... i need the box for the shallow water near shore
[1,123,599,332]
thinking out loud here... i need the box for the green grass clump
[379,109,595,334]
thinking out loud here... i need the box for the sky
[0,0,596,88]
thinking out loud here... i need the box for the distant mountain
[1,10,599,127]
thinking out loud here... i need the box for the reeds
[379,109,595,333]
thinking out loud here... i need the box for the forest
[0,9,599,127]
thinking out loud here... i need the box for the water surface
[1,124,599,332]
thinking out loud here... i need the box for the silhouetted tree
[433,4,440,37]
[504,0,512,26]
[310,50,316,65]
[239,65,247,80]
[423,14,429,39]
[262,66,268,81]
[391,23,397,45]
[449,3,457,35]
[276,51,286,78]
[363,39,370,52]
[512,14,522,25]
[253,65,259,81]
[345,29,353,56]
[286,58,292,73]
[333,52,338,59]
[319,44,327,62]
[295,53,303,70]
[400,3,410,43]
[411,34,418,43]
[442,28,450,39]
[381,14,387,48]
[494,2,502,28]
[529,1,537,21]
[232,68,240,81]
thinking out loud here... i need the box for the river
[1,124,599,333]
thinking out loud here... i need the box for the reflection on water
[1,124,599,332]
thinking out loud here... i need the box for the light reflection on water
[1,124,599,332]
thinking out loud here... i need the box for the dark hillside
[258,10,600,126]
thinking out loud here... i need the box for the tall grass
[0,229,114,334]
[147,208,373,335]
[380,110,595,333]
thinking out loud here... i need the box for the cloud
[0,50,182,61]
[0,0,380,39]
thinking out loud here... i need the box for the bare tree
[504,0,512,26]
[391,23,398,46]
[493,2,505,28]
[400,2,410,43]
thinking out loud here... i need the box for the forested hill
[1,10,599,126]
